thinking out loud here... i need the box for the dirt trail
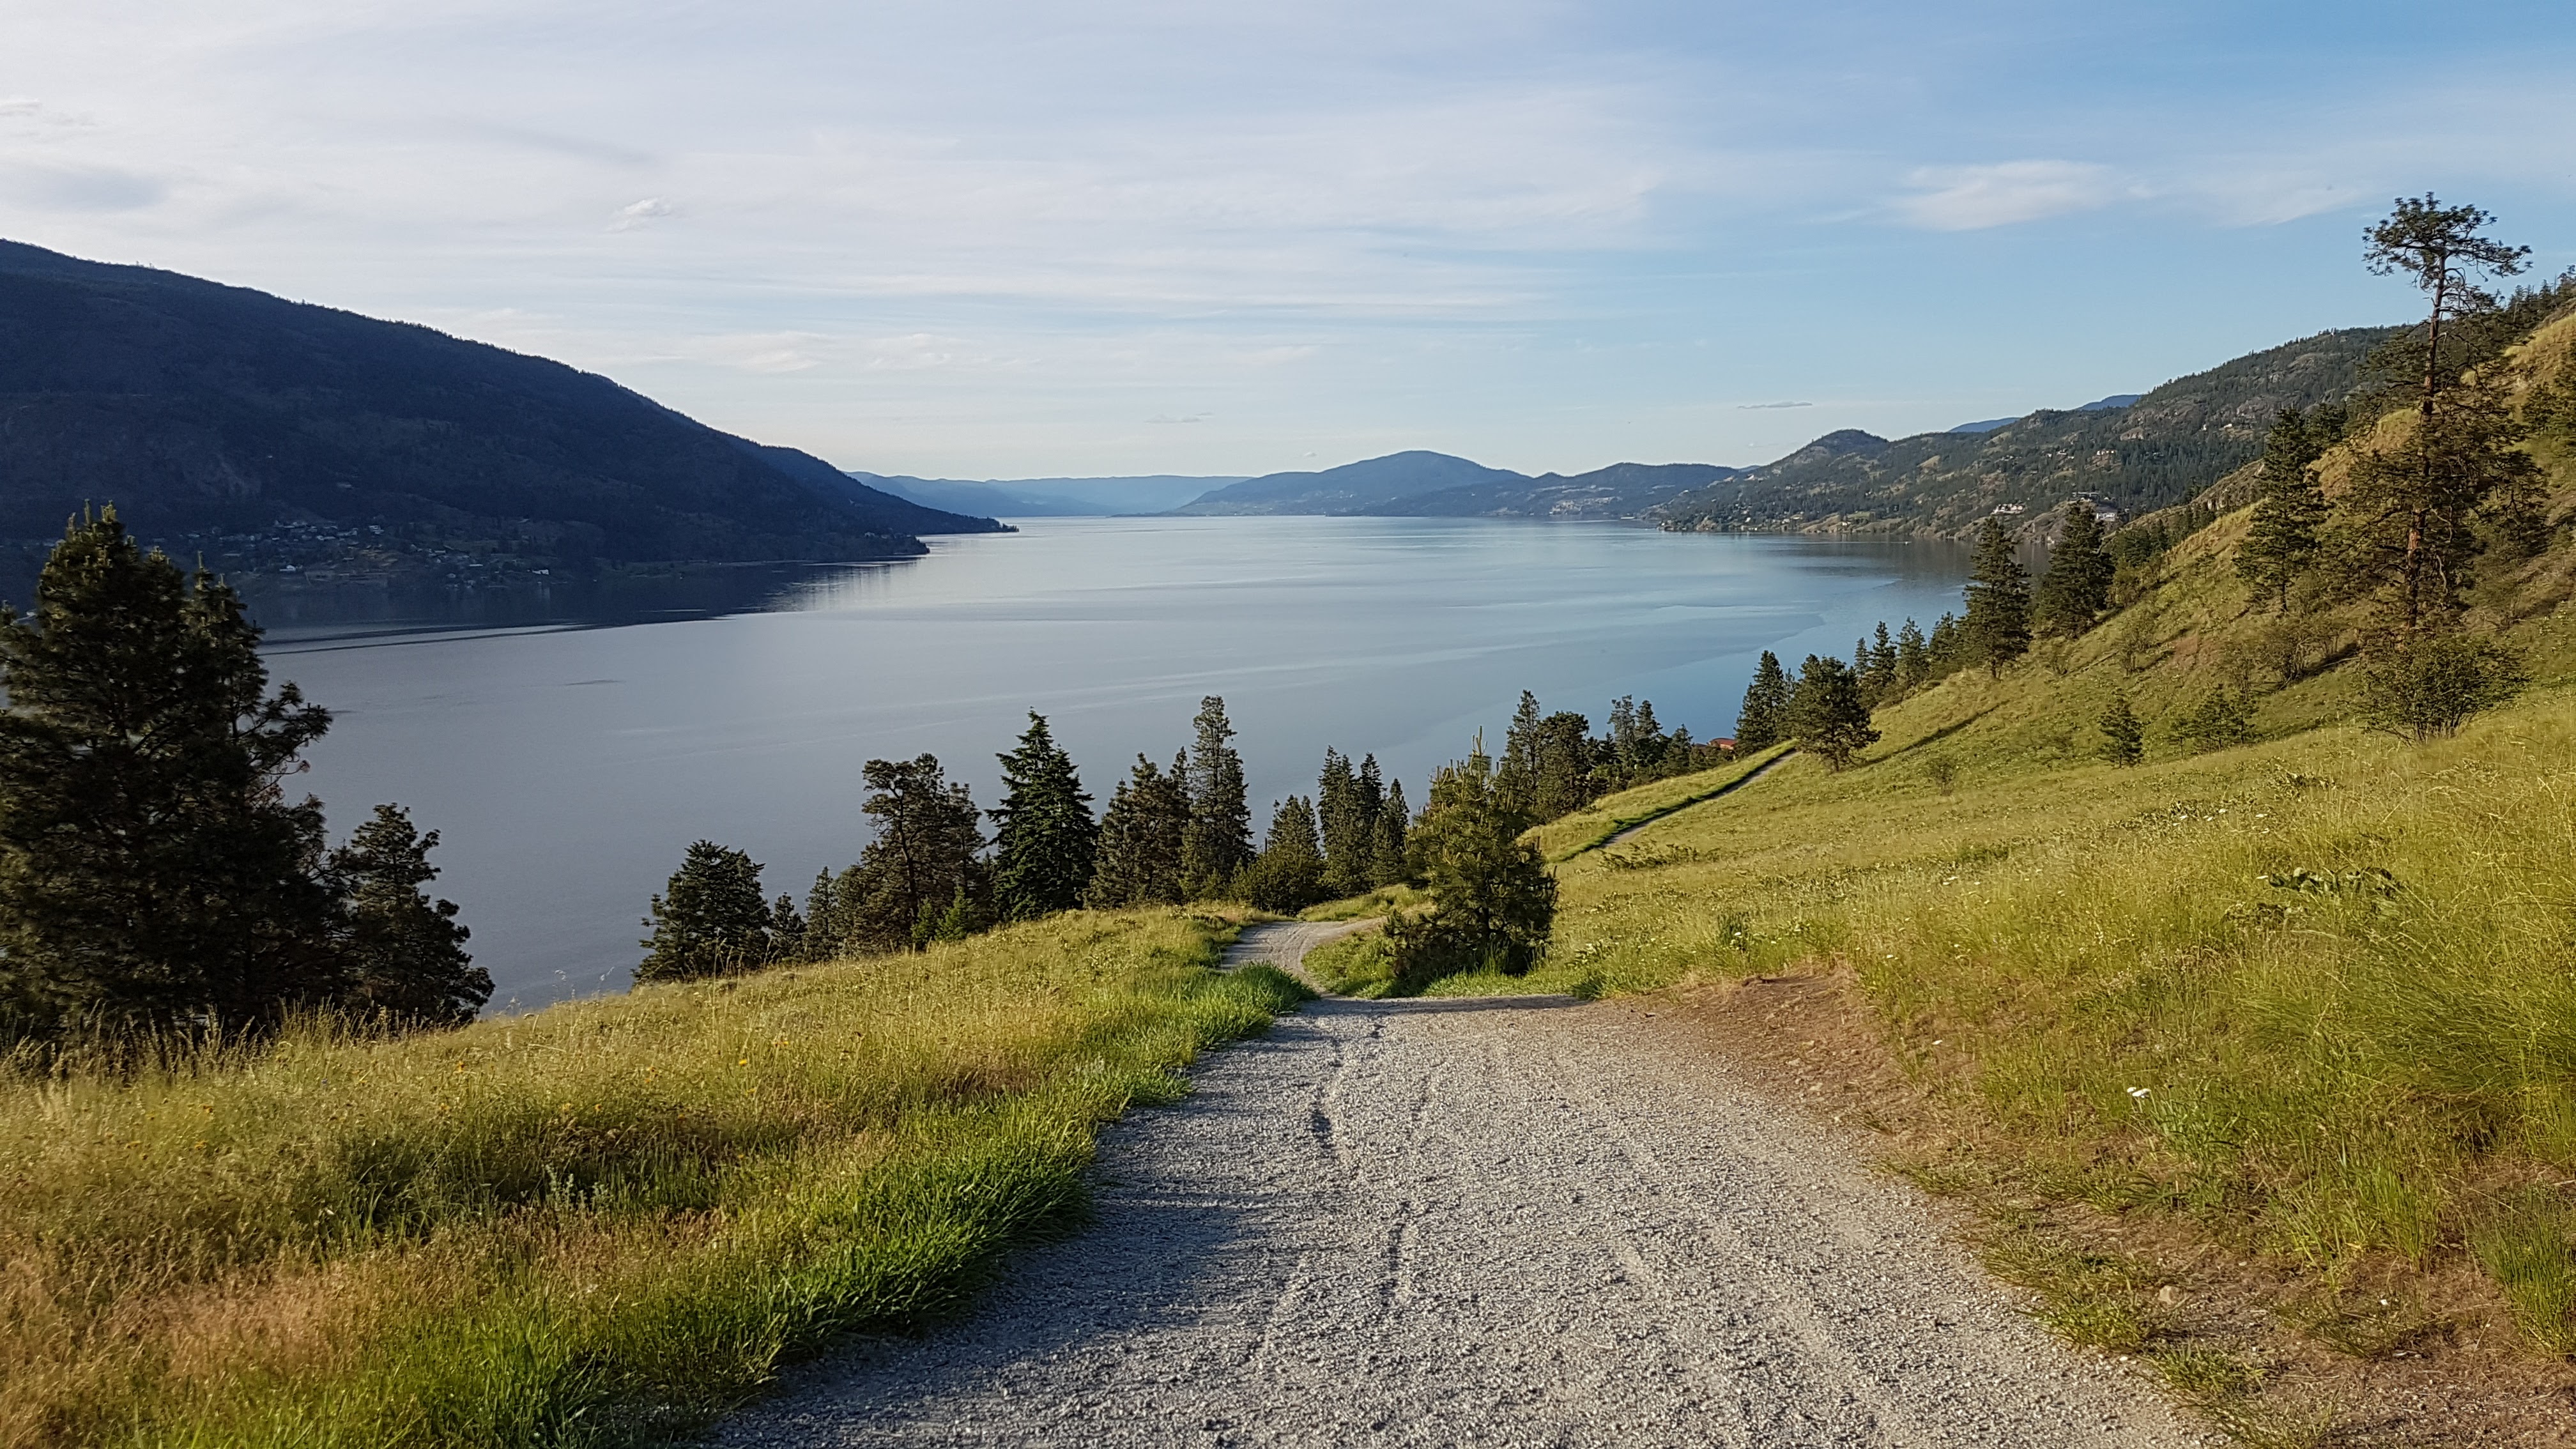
[722,925,2202,1448]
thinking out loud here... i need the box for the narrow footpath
[722,924,2203,1448]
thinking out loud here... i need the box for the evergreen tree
[331,804,488,1026]
[1531,712,1596,820]
[2238,408,2336,612]
[2098,694,2144,767]
[1242,795,1327,911]
[1370,779,1412,886]
[801,869,848,958]
[1895,618,1931,691]
[637,841,773,982]
[769,893,808,962]
[1355,753,1386,843]
[1734,650,1791,750]
[0,510,343,1036]
[988,712,1096,921]
[1315,748,1377,898]
[1867,622,1898,700]
[2034,503,2114,636]
[1181,696,1252,894]
[1087,753,1190,907]
[1926,613,1965,674]
[1388,746,1555,982]
[2357,196,2535,634]
[1497,691,1544,816]
[2339,370,2543,631]
[1963,518,2033,674]
[845,754,985,952]
[1786,654,1880,771]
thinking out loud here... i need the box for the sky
[5,1,2574,479]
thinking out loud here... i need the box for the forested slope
[0,240,1000,574]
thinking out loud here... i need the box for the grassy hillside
[1653,327,2402,539]
[0,909,1305,1449]
[1314,309,2576,1423]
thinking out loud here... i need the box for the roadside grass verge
[0,908,1303,1449]
[1514,671,2576,1356]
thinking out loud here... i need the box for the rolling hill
[1172,452,1743,518]
[1651,328,2401,536]
[0,240,1001,583]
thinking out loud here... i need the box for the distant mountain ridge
[1171,452,1743,519]
[1652,330,2399,536]
[1160,330,2396,537]
[854,473,1242,517]
[0,239,1000,583]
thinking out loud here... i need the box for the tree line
[634,697,1422,981]
[0,512,488,1047]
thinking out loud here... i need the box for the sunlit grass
[1457,500,2576,1356]
[0,909,1307,1448]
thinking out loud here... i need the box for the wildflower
[2127,1086,2150,1098]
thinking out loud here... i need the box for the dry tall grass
[0,908,1306,1448]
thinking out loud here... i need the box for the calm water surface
[267,517,1966,1008]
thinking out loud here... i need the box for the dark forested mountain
[1652,330,2402,537]
[0,240,999,581]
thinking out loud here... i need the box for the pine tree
[1896,618,1930,691]
[1242,795,1327,912]
[1388,746,1555,983]
[1786,654,1880,770]
[1315,748,1376,898]
[801,869,848,958]
[769,893,808,961]
[2034,503,2114,636]
[844,754,985,952]
[1531,712,1596,820]
[1734,650,1791,750]
[1181,696,1252,895]
[637,841,774,982]
[2340,370,2543,632]
[1926,613,1965,673]
[1867,622,1898,700]
[0,509,344,1036]
[1497,691,1544,815]
[1963,518,2032,675]
[2358,195,2535,634]
[989,712,1096,921]
[330,804,489,1026]
[1370,779,1412,886]
[1086,754,1191,907]
[2237,408,2336,613]
[2098,694,2144,767]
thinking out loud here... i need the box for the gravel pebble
[721,924,2204,1448]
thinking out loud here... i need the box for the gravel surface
[721,925,2206,1448]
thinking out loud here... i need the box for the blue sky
[6,1,2572,477]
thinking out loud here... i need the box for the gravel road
[723,925,2204,1448]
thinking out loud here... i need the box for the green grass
[0,909,1308,1448]
[1439,378,2576,1360]
[1526,745,1793,861]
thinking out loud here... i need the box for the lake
[266,516,1967,1008]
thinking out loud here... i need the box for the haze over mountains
[0,238,2404,562]
[1124,332,2389,535]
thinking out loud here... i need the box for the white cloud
[1892,160,2129,231]
[607,195,673,231]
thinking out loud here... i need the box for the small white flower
[2127,1086,2151,1098]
